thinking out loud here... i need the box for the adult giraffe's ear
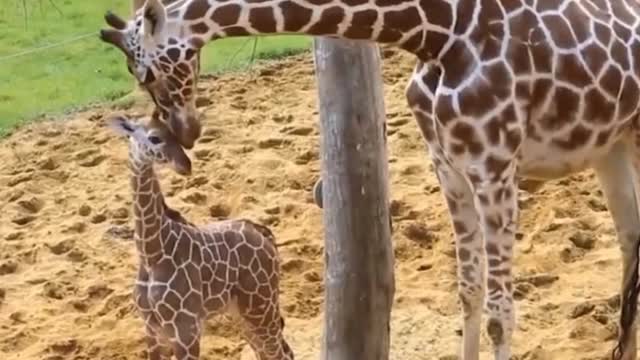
[142,0,167,42]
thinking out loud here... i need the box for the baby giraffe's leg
[144,320,172,360]
[150,270,204,360]
[135,271,172,360]
[237,293,293,360]
[166,314,203,360]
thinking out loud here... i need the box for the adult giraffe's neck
[129,158,167,266]
[169,0,453,59]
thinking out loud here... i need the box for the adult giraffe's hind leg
[436,159,485,360]
[467,159,519,360]
[411,114,485,358]
[596,140,640,360]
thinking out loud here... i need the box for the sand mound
[0,49,627,360]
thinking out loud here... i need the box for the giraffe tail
[612,235,640,360]
[241,219,277,245]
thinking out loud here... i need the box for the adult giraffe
[100,0,640,359]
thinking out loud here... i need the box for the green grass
[0,0,311,132]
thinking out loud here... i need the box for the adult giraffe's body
[100,0,640,358]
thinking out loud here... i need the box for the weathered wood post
[313,38,395,360]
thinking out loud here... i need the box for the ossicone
[105,11,127,30]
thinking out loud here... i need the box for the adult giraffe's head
[99,0,203,149]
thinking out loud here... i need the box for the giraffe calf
[107,115,294,360]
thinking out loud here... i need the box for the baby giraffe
[106,115,294,360]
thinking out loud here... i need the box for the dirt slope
[0,49,627,360]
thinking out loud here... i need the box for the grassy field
[0,0,311,131]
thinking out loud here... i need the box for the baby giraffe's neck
[128,152,169,267]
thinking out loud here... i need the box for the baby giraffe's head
[107,115,192,176]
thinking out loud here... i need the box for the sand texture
[0,49,628,360]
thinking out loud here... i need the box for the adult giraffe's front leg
[411,122,485,359]
[468,158,519,360]
[597,140,640,360]
[435,158,485,360]
[408,64,486,359]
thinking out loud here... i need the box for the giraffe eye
[148,135,163,145]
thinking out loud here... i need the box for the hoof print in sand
[87,284,114,300]
[185,175,209,188]
[294,150,317,165]
[193,148,212,160]
[209,204,231,219]
[8,174,33,187]
[103,225,134,241]
[77,204,91,217]
[281,126,314,136]
[196,128,222,144]
[66,249,87,262]
[515,273,559,288]
[514,282,537,301]
[258,137,291,149]
[402,222,436,248]
[0,261,18,276]
[570,302,595,319]
[63,222,86,234]
[42,282,66,300]
[11,214,37,226]
[46,339,78,356]
[109,207,129,221]
[90,213,107,224]
[37,158,58,171]
[5,231,24,241]
[17,197,44,214]
[6,189,25,202]
[78,155,107,167]
[569,231,596,250]
[181,191,207,205]
[47,239,76,255]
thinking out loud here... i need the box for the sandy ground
[0,48,629,360]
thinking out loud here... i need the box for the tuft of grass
[0,0,311,130]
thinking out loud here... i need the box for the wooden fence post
[313,38,395,360]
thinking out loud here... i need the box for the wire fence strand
[0,31,98,63]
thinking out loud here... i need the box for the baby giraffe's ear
[106,115,136,138]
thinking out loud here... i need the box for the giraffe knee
[487,318,504,346]
[458,286,483,318]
